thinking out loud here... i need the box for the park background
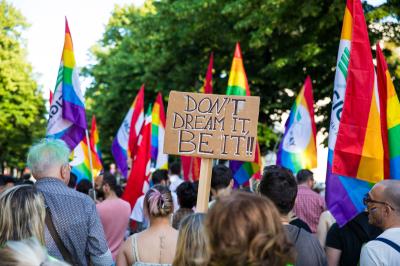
[1,0,399,182]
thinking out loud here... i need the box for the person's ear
[229,179,234,188]
[384,205,393,216]
[60,164,71,184]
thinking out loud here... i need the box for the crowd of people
[0,138,399,266]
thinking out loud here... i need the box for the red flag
[128,85,145,159]
[122,106,152,208]
[182,54,214,181]
[202,53,213,94]
[181,156,201,182]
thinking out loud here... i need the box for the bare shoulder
[116,235,134,266]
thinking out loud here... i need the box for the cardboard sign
[164,91,260,162]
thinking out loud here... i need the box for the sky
[10,0,386,182]
[11,0,145,97]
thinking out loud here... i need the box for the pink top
[293,185,326,233]
[96,198,131,260]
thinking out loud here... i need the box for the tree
[0,0,46,171]
[84,0,400,164]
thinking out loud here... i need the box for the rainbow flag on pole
[326,0,383,226]
[277,76,317,174]
[90,115,103,163]
[70,137,103,183]
[376,43,400,180]
[150,93,168,170]
[46,18,86,150]
[226,43,261,185]
[112,86,144,177]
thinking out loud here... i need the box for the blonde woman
[0,238,69,266]
[173,213,208,266]
[117,185,178,266]
[205,192,295,266]
[0,185,45,246]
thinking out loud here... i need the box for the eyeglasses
[363,193,396,211]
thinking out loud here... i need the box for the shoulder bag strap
[375,237,400,253]
[45,208,77,265]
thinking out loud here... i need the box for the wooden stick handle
[196,158,213,213]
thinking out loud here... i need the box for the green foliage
[84,0,400,164]
[0,0,46,170]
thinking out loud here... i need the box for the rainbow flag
[70,136,103,183]
[376,43,400,180]
[226,43,261,185]
[150,93,168,170]
[112,86,144,177]
[90,115,103,163]
[326,0,382,226]
[46,18,86,150]
[277,76,317,174]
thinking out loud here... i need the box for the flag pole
[85,129,96,201]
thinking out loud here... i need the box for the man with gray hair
[27,139,113,266]
[360,180,400,265]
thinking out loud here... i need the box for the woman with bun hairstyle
[205,192,295,266]
[117,185,178,266]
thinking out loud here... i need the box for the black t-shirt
[325,212,382,266]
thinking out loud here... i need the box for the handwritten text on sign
[164,91,260,161]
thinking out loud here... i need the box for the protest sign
[164,91,260,212]
[164,91,260,161]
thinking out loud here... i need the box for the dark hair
[170,162,181,175]
[15,179,34,185]
[211,165,233,190]
[176,182,197,209]
[0,175,5,186]
[259,165,297,215]
[21,174,31,180]
[152,169,169,185]
[2,176,16,185]
[296,169,314,184]
[68,172,77,188]
[76,179,92,195]
[103,173,123,197]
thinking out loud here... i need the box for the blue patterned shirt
[36,177,113,266]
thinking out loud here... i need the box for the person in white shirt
[169,162,183,192]
[360,180,400,266]
[130,169,179,232]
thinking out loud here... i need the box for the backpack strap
[45,207,78,265]
[375,237,400,253]
[294,226,302,244]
